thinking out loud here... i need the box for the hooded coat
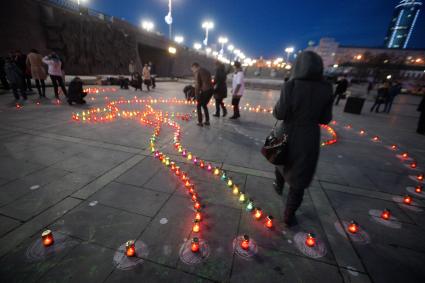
[213,63,227,99]
[273,51,333,189]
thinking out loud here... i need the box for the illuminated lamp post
[218,36,228,54]
[202,21,214,46]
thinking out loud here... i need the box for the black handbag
[261,81,294,165]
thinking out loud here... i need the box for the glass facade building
[384,0,422,49]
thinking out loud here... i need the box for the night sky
[86,0,425,57]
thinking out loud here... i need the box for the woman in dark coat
[213,61,228,117]
[273,51,333,227]
[417,96,425,135]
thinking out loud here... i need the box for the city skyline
[84,0,425,57]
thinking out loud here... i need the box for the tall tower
[384,0,422,49]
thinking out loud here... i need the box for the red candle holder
[410,161,417,169]
[194,201,201,210]
[191,237,200,253]
[195,210,202,221]
[381,209,391,220]
[42,230,54,247]
[254,208,263,220]
[265,215,273,228]
[415,185,423,194]
[372,136,380,142]
[403,195,412,205]
[193,219,200,233]
[347,221,359,234]
[401,152,409,159]
[125,240,136,257]
[191,193,198,202]
[305,233,316,247]
[417,174,424,182]
[241,235,250,250]
[390,144,398,151]
[200,161,205,169]
[175,167,181,176]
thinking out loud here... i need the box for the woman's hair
[30,49,39,53]
[291,51,324,81]
[234,61,241,68]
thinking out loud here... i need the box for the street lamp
[202,21,214,46]
[141,21,154,32]
[174,35,184,44]
[193,42,202,50]
[164,0,173,39]
[285,47,295,62]
[168,46,177,54]
[218,36,228,54]
[205,47,212,55]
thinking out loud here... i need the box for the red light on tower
[125,240,136,257]
[191,237,200,253]
[265,215,273,228]
[193,219,200,233]
[305,233,316,247]
[254,208,263,220]
[42,230,54,247]
[403,195,412,205]
[410,161,417,169]
[241,235,250,250]
[381,209,391,220]
[347,221,359,234]
[415,185,423,194]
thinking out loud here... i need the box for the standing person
[191,62,213,126]
[333,75,348,105]
[0,56,10,90]
[213,60,227,117]
[384,81,402,113]
[417,95,425,135]
[4,55,27,101]
[273,51,333,227]
[26,49,47,98]
[149,61,157,89]
[42,53,67,99]
[142,64,151,91]
[129,60,135,75]
[370,81,389,113]
[14,50,32,92]
[130,72,142,91]
[230,61,245,119]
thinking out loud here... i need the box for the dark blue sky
[87,0,425,57]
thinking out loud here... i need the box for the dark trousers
[50,75,67,98]
[0,75,9,89]
[232,96,241,117]
[383,97,394,113]
[197,90,212,123]
[215,98,227,115]
[10,82,27,100]
[35,79,46,97]
[370,99,383,113]
[151,76,156,88]
[275,167,305,220]
[418,111,425,135]
[334,92,344,105]
[24,74,32,91]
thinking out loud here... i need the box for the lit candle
[372,136,380,142]
[187,153,192,160]
[221,172,227,181]
[232,185,239,195]
[391,144,398,150]
[42,230,54,247]
[241,235,250,250]
[401,152,409,159]
[126,240,136,257]
[194,201,201,210]
[305,233,316,247]
[410,161,417,169]
[199,161,205,169]
[246,200,254,211]
[359,130,365,135]
[191,237,200,253]
[195,210,202,221]
[239,193,246,203]
[193,219,200,233]
[381,209,391,220]
[254,207,263,220]
[417,173,424,182]
[214,168,220,176]
[415,185,422,194]
[207,163,212,171]
[347,221,359,234]
[265,215,273,228]
[227,179,233,187]
[403,195,412,205]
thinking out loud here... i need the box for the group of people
[370,80,402,113]
[127,61,156,91]
[0,50,86,105]
[190,60,245,126]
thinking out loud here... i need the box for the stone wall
[0,0,215,76]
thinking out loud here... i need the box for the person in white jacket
[42,53,67,99]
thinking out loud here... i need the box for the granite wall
[0,0,215,76]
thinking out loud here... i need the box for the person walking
[213,60,227,117]
[42,53,67,99]
[370,81,389,113]
[384,81,402,113]
[333,75,348,106]
[230,61,245,119]
[417,95,425,135]
[26,49,47,98]
[142,64,151,91]
[149,61,157,89]
[272,51,333,227]
[191,62,213,126]
[4,55,27,102]
[14,50,32,92]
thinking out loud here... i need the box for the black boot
[223,107,227,117]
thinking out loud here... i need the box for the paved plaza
[0,82,424,283]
